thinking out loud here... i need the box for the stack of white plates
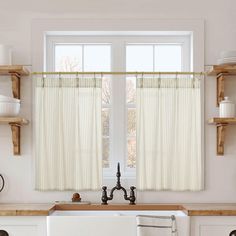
[0,95,20,117]
[218,51,236,65]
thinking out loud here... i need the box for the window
[46,33,191,180]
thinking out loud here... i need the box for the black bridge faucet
[101,163,136,205]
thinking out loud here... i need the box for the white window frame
[32,18,204,189]
[45,34,192,183]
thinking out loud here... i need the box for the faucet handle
[129,186,136,205]
[102,186,107,191]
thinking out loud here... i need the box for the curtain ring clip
[175,72,178,89]
[142,72,144,88]
[158,72,161,88]
[59,72,62,88]
[94,72,97,87]
[76,72,79,87]
[193,72,196,88]
[41,72,45,88]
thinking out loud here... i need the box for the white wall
[0,0,236,204]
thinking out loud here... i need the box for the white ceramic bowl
[0,95,20,103]
[0,102,20,117]
[220,50,236,59]
[217,58,236,65]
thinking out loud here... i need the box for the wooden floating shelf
[0,65,30,100]
[208,117,236,125]
[0,65,29,76]
[208,65,236,156]
[0,117,29,156]
[208,64,236,106]
[207,64,236,76]
[0,66,30,156]
[208,118,236,156]
[0,117,29,125]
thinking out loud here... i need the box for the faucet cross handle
[129,186,136,205]
[101,186,108,205]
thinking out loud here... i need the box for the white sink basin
[47,210,190,236]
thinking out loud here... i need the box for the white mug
[219,97,235,118]
[0,44,12,65]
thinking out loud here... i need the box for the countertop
[182,203,236,216]
[0,203,55,216]
[1,203,236,216]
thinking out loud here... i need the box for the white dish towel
[136,215,177,236]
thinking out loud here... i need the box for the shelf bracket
[216,74,225,106]
[11,73,21,99]
[216,123,227,155]
[9,123,21,155]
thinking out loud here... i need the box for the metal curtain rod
[32,71,205,75]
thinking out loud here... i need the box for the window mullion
[110,39,126,175]
[153,44,155,72]
[82,45,84,72]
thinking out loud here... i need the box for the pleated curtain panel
[34,74,202,191]
[34,76,102,191]
[136,76,203,191]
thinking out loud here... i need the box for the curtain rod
[32,71,205,75]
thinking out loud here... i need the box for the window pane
[126,45,154,71]
[103,138,110,168]
[127,139,136,168]
[155,45,182,72]
[102,108,110,136]
[55,45,83,72]
[84,45,111,72]
[102,77,111,105]
[127,108,136,136]
[126,77,136,104]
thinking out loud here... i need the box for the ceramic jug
[219,97,235,118]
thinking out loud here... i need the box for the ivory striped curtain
[136,76,203,191]
[34,76,102,191]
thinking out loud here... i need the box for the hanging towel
[136,215,177,236]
